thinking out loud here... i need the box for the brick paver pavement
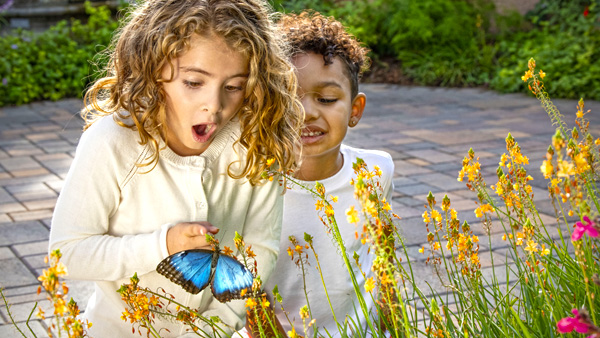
[1,85,599,336]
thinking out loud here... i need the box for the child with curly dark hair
[242,11,395,338]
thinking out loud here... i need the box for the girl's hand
[166,222,220,255]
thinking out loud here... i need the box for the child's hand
[166,222,220,255]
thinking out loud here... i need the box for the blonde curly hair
[84,0,302,184]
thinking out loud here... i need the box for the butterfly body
[157,248,253,303]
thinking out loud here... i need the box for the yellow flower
[422,210,431,223]
[540,244,550,256]
[474,204,494,218]
[450,209,458,220]
[374,165,382,177]
[315,200,324,211]
[470,253,480,265]
[346,206,360,224]
[557,160,575,178]
[433,242,441,251]
[540,160,553,178]
[539,70,546,79]
[324,205,335,217]
[288,328,298,338]
[261,298,270,308]
[299,305,309,319]
[419,246,425,254]
[245,298,257,308]
[330,195,339,203]
[364,277,375,293]
[266,158,275,167]
[222,246,233,257]
[431,210,442,223]
[524,240,538,254]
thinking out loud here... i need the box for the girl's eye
[318,97,338,104]
[183,80,203,89]
[225,85,244,92]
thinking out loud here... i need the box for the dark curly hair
[278,11,370,99]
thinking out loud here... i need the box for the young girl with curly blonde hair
[49,0,302,336]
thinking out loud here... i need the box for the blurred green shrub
[491,0,600,100]
[0,2,118,106]
[271,0,600,101]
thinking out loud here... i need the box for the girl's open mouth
[192,124,216,143]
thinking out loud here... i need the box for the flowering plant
[3,58,600,337]
[0,249,91,338]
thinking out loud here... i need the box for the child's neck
[294,151,344,181]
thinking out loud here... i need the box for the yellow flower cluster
[36,249,92,338]
[491,133,536,223]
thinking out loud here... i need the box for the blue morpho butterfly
[157,245,254,303]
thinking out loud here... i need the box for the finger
[189,224,208,236]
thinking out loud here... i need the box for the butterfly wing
[211,254,254,302]
[157,249,216,294]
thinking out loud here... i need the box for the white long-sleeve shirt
[49,115,283,337]
[265,145,394,337]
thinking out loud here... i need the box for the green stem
[0,288,30,338]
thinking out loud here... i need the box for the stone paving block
[394,183,440,196]
[22,198,57,211]
[0,214,11,223]
[5,183,57,202]
[3,144,45,157]
[394,160,432,176]
[0,221,49,246]
[401,141,440,151]
[393,196,425,208]
[0,247,13,260]
[0,157,41,172]
[12,241,49,257]
[22,254,46,270]
[0,258,38,288]
[405,158,430,166]
[0,203,26,214]
[9,210,54,222]
[40,219,52,230]
[26,122,61,132]
[394,205,423,219]
[44,181,64,195]
[396,216,429,246]
[0,299,51,324]
[0,319,49,338]
[0,188,15,204]
[410,172,465,191]
[0,174,61,188]
[404,149,458,164]
[25,132,60,143]
[11,168,52,179]
[0,286,46,305]
[34,154,73,175]
[38,140,76,154]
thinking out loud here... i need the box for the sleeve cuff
[160,223,175,259]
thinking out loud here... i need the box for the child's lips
[300,128,325,144]
[192,123,216,143]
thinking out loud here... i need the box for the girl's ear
[348,92,366,128]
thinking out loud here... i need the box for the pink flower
[572,216,600,241]
[557,309,590,334]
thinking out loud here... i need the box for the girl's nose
[202,86,223,114]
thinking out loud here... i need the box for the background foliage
[0,0,599,106]
[0,2,118,106]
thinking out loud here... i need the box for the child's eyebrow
[180,66,248,79]
[314,81,343,89]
